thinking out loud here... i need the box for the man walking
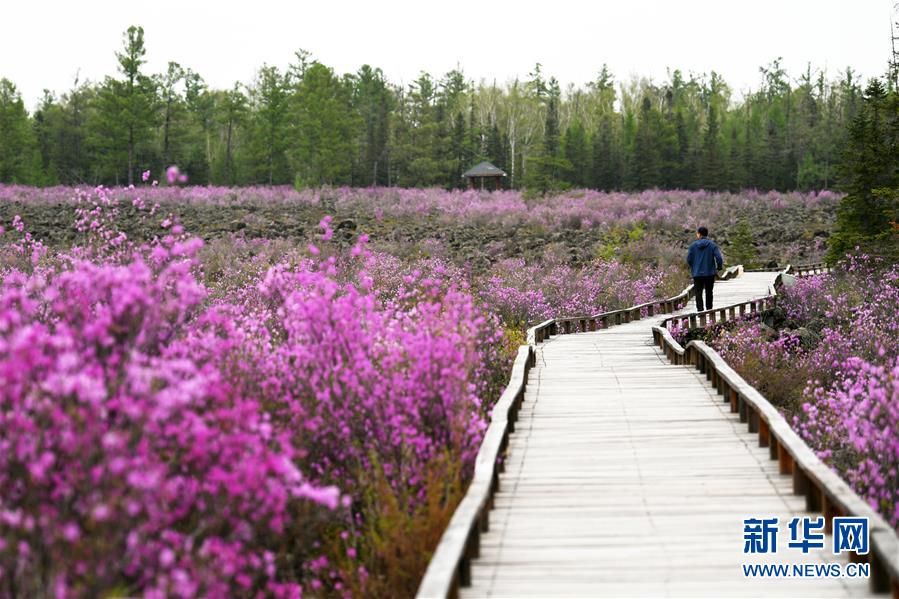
[687,226,724,312]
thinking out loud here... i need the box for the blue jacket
[687,237,723,277]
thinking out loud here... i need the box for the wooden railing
[416,345,534,599]
[527,264,744,344]
[419,265,743,598]
[746,262,830,276]
[659,262,834,335]
[418,262,864,598]
[792,261,830,276]
[650,327,899,595]
[659,266,790,335]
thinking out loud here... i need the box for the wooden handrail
[651,326,899,595]
[526,264,744,344]
[659,266,790,333]
[420,265,744,598]
[790,262,831,277]
[417,345,534,599]
[746,262,831,276]
[659,262,835,334]
[420,261,856,598]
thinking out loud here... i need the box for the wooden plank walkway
[462,273,876,598]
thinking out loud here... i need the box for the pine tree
[0,78,38,183]
[829,79,899,260]
[352,65,392,186]
[727,124,745,191]
[290,62,358,186]
[215,84,248,185]
[183,70,215,184]
[117,26,156,185]
[157,62,186,171]
[485,119,505,172]
[591,116,620,190]
[631,96,660,189]
[32,91,62,185]
[526,78,570,192]
[563,120,589,187]
[248,65,291,184]
[89,26,157,185]
[699,103,724,190]
[673,109,692,188]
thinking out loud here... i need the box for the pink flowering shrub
[796,357,899,527]
[712,321,815,411]
[0,236,337,597]
[0,214,48,271]
[0,185,836,262]
[247,254,492,494]
[0,189,514,596]
[479,256,677,328]
[710,257,899,529]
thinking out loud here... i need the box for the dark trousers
[693,276,715,311]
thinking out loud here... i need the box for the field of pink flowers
[706,258,898,530]
[0,185,836,266]
[4,179,882,595]
[0,182,699,596]
[0,185,839,230]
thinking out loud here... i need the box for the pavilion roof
[462,161,507,178]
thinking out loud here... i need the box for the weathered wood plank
[459,273,882,599]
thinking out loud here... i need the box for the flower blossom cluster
[710,256,899,529]
[0,188,509,596]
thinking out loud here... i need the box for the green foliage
[594,222,647,260]
[728,221,758,267]
[391,73,447,187]
[0,32,867,191]
[525,79,574,192]
[352,65,393,186]
[563,120,589,187]
[89,25,158,185]
[0,78,39,183]
[289,62,358,186]
[247,65,292,185]
[323,455,465,598]
[829,79,899,261]
[212,83,248,184]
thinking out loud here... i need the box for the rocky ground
[0,196,835,271]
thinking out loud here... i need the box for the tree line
[828,77,899,260]
[0,25,868,191]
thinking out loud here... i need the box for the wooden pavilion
[462,161,507,190]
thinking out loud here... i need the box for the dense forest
[0,25,870,191]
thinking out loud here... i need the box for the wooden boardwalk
[461,273,876,598]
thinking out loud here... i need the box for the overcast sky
[2,0,893,110]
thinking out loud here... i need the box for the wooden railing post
[758,418,770,447]
[793,464,809,496]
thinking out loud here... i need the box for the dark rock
[761,306,787,329]
[336,219,357,231]
[759,323,779,341]
[805,318,826,334]
[792,327,821,349]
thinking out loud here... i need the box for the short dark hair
[697,226,709,237]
